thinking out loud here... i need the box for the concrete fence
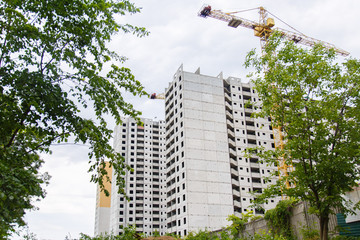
[242,201,339,239]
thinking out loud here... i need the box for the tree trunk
[319,215,329,240]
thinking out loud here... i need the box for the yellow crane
[198,5,349,189]
[198,5,349,56]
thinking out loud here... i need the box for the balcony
[232,189,240,197]
[225,101,232,111]
[230,168,238,176]
[225,92,231,102]
[229,148,236,157]
[247,139,257,147]
[234,200,241,208]
[226,119,234,128]
[230,158,238,166]
[227,129,235,138]
[247,135,256,141]
[246,125,256,131]
[226,111,233,120]
[252,182,263,188]
[231,179,240,187]
[245,116,253,122]
[250,162,259,168]
[251,172,261,178]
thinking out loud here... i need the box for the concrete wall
[242,201,339,239]
[182,70,234,233]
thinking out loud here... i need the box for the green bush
[79,225,141,240]
[300,226,319,240]
[264,198,298,239]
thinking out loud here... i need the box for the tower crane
[199,5,349,190]
[199,5,349,56]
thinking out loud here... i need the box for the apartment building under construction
[95,65,280,237]
[95,118,167,236]
[164,65,280,236]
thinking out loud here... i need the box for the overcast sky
[15,0,360,239]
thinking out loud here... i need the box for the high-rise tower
[95,66,280,237]
[164,65,280,236]
[95,118,167,236]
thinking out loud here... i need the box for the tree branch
[26,131,72,154]
[3,105,32,149]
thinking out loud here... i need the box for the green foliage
[264,199,298,239]
[245,32,360,240]
[252,230,287,240]
[300,226,320,240]
[165,232,181,238]
[227,212,252,238]
[152,230,161,237]
[184,229,219,240]
[0,0,148,236]
[80,225,139,240]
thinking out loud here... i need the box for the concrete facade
[95,118,167,236]
[164,65,280,236]
[96,66,281,237]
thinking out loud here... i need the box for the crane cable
[225,7,260,15]
[266,10,306,37]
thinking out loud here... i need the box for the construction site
[94,4,359,239]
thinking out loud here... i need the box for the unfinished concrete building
[95,118,168,236]
[164,65,280,236]
[95,65,280,237]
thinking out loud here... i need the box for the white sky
[14,0,360,239]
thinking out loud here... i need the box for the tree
[0,0,148,236]
[244,33,360,240]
